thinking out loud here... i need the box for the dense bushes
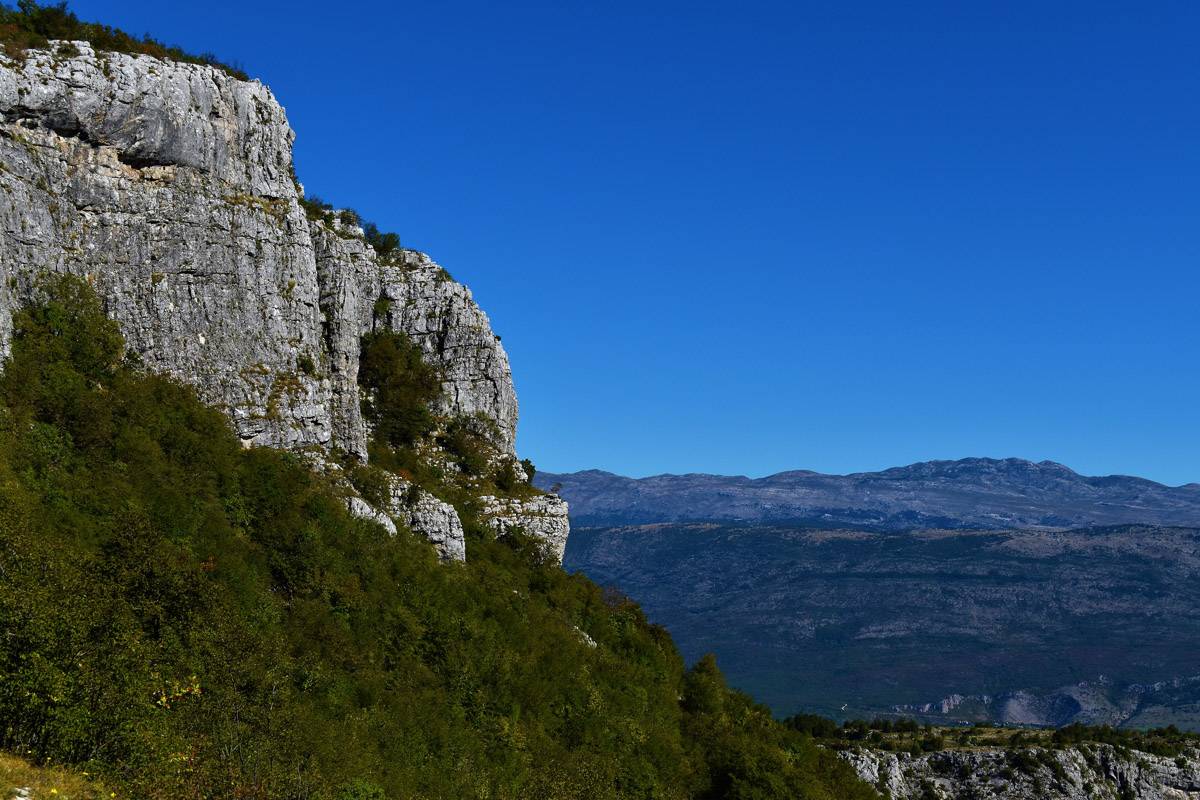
[0,276,876,799]
[1051,723,1198,758]
[357,329,542,503]
[358,327,441,447]
[0,0,247,78]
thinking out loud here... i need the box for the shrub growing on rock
[358,328,441,447]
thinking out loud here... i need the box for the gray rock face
[1,43,326,449]
[313,221,518,459]
[344,473,466,562]
[842,745,1200,800]
[0,43,562,559]
[480,495,571,562]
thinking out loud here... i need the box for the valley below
[563,521,1200,728]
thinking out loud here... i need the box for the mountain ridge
[548,457,1196,487]
[538,457,1200,530]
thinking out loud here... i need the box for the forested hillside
[0,278,876,798]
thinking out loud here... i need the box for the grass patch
[0,751,111,799]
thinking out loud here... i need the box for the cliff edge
[0,41,567,560]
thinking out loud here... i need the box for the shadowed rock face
[539,458,1200,530]
[0,42,565,560]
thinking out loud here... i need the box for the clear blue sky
[73,1,1200,485]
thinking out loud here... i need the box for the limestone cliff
[843,746,1200,800]
[0,42,566,561]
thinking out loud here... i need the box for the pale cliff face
[843,745,1200,800]
[0,41,515,453]
[0,42,563,561]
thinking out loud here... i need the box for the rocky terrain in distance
[539,458,1200,530]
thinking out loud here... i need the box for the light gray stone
[842,745,1200,800]
[480,494,571,562]
[343,473,466,562]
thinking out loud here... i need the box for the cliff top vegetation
[0,0,248,79]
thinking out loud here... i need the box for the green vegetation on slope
[351,323,541,507]
[787,715,1200,759]
[0,276,876,799]
[0,0,248,79]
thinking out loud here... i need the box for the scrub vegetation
[0,276,877,799]
[789,716,1200,759]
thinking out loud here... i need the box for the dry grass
[0,753,112,800]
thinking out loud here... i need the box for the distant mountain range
[536,458,1200,530]
[545,458,1200,727]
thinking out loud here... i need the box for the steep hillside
[565,522,1200,727]
[0,267,877,800]
[539,459,1200,530]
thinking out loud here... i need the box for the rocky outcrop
[481,494,571,562]
[0,43,562,559]
[842,746,1200,800]
[311,220,518,460]
[345,473,466,562]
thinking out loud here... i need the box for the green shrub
[335,779,386,800]
[371,295,392,322]
[300,194,335,223]
[438,415,492,477]
[493,457,535,494]
[920,735,945,752]
[363,222,400,258]
[299,197,401,260]
[358,329,440,448]
[520,457,536,481]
